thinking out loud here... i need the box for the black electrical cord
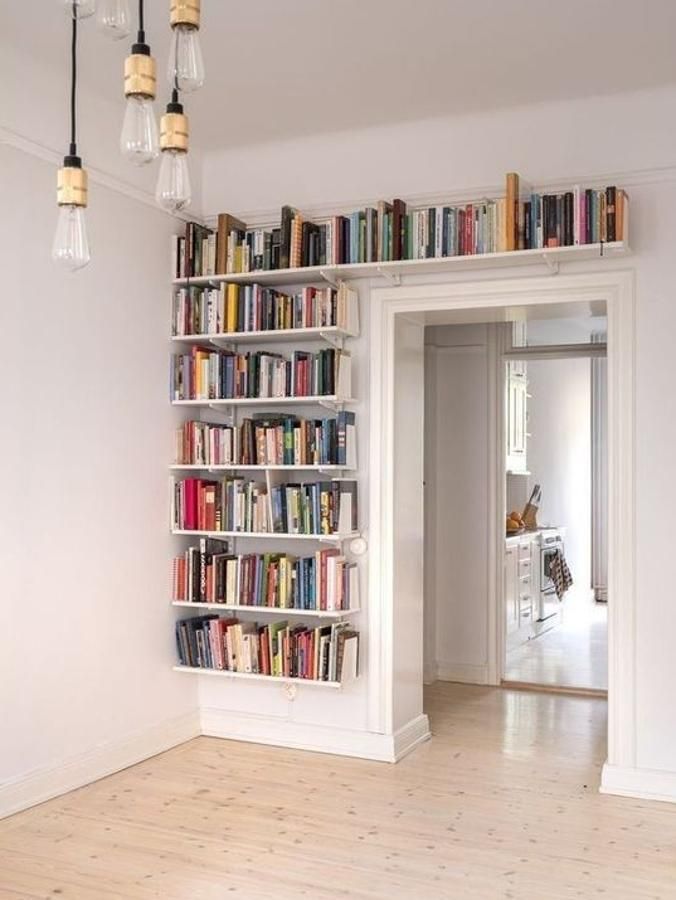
[69,2,77,157]
[138,0,145,43]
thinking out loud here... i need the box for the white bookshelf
[172,395,354,410]
[172,601,359,618]
[172,665,343,688]
[171,326,355,346]
[171,271,362,684]
[170,464,353,473]
[172,241,628,288]
[172,529,359,543]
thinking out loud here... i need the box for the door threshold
[500,679,608,699]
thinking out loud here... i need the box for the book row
[175,412,357,468]
[172,175,627,277]
[172,542,358,612]
[172,477,359,535]
[172,282,359,337]
[175,615,359,683]
[170,347,352,402]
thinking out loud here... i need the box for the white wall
[202,83,676,218]
[200,82,676,780]
[0,145,197,814]
[392,316,425,730]
[527,359,592,597]
[424,325,493,685]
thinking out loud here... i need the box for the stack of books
[170,347,352,401]
[173,477,270,532]
[175,615,359,683]
[172,544,358,611]
[172,174,628,278]
[172,282,359,336]
[175,412,356,468]
[270,480,358,535]
[172,477,358,536]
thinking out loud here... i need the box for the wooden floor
[505,591,608,691]
[1,684,673,899]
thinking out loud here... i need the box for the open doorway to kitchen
[502,319,608,693]
[372,269,635,785]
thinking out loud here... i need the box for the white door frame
[367,268,635,779]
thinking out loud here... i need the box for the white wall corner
[436,662,490,685]
[0,711,201,821]
[601,763,676,804]
[201,708,431,764]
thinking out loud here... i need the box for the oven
[537,528,564,625]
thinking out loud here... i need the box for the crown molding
[204,164,676,229]
[0,125,205,225]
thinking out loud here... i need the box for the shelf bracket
[208,402,235,422]
[318,398,342,412]
[377,266,402,286]
[542,255,559,276]
[209,337,236,351]
[319,330,344,350]
[319,269,341,289]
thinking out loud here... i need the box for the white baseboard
[423,663,438,685]
[201,708,431,763]
[0,710,201,820]
[601,763,676,804]
[1,709,433,819]
[435,661,490,685]
[393,714,432,761]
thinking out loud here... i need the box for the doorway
[501,329,608,693]
[368,270,635,787]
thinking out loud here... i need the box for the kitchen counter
[505,530,539,545]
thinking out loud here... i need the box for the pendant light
[52,4,91,272]
[156,89,191,212]
[98,0,131,40]
[61,0,96,19]
[120,0,159,165]
[167,0,205,92]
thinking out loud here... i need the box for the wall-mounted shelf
[172,241,628,288]
[172,396,354,411]
[172,665,342,688]
[170,464,352,473]
[172,529,359,544]
[172,601,359,618]
[170,326,355,346]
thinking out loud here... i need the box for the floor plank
[1,684,673,899]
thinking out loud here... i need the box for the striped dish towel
[549,549,573,600]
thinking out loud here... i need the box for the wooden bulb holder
[57,165,88,207]
[170,0,200,28]
[160,112,189,152]
[124,53,157,99]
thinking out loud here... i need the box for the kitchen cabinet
[506,363,528,473]
[505,534,537,648]
[504,544,519,639]
[506,321,529,474]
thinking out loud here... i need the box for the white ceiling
[9,0,676,152]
